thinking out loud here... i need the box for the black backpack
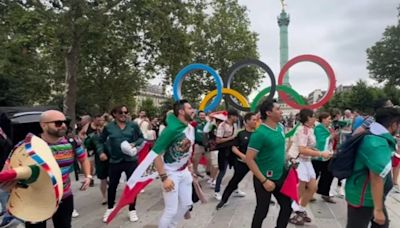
[329,131,371,180]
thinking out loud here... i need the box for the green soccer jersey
[195,120,207,145]
[345,122,396,207]
[248,123,286,181]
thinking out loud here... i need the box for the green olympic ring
[250,85,306,112]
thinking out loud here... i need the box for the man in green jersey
[246,99,292,228]
[346,107,400,228]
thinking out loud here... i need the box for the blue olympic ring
[173,63,224,112]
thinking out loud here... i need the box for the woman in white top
[289,109,332,225]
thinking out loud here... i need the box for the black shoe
[216,201,226,210]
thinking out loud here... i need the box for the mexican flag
[106,113,190,224]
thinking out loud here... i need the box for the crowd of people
[0,97,399,228]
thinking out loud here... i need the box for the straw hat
[3,133,63,223]
[209,111,228,121]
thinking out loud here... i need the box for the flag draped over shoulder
[106,114,188,224]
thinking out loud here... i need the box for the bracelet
[160,174,168,182]
[85,175,93,180]
[261,178,268,184]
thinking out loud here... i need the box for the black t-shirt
[86,124,97,135]
[233,129,253,161]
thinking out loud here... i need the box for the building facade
[133,84,169,114]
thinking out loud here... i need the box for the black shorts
[95,155,109,180]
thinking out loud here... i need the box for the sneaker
[321,195,336,204]
[216,201,226,210]
[208,180,216,189]
[103,208,114,223]
[214,192,222,201]
[72,209,79,218]
[337,186,345,198]
[128,210,139,222]
[233,189,246,197]
[0,216,17,228]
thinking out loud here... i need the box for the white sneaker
[208,179,216,189]
[72,209,79,218]
[214,192,222,201]
[128,210,139,222]
[337,186,345,197]
[233,189,246,197]
[103,208,114,223]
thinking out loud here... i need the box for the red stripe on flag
[106,178,153,224]
[137,143,152,163]
[280,167,299,204]
[106,142,154,224]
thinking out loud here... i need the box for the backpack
[329,131,371,180]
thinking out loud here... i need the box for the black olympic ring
[224,59,277,112]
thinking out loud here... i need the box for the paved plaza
[44,168,400,228]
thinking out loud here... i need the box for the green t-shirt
[345,125,396,207]
[248,123,286,181]
[195,120,207,145]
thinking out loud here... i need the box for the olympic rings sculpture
[173,54,336,112]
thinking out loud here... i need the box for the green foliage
[323,80,399,115]
[0,0,260,116]
[367,6,400,85]
[138,98,158,119]
[177,0,261,104]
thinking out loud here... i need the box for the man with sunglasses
[97,105,144,223]
[25,110,91,228]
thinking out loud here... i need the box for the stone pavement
[39,169,400,228]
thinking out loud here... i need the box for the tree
[171,0,261,105]
[138,98,158,119]
[367,6,400,85]
[0,0,260,117]
[323,80,400,114]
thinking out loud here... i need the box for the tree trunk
[63,37,80,128]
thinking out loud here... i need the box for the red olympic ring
[278,54,336,110]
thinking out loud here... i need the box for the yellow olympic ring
[199,88,249,111]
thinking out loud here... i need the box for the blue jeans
[0,189,13,220]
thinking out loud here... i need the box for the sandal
[289,212,305,225]
[322,195,336,204]
[299,211,312,223]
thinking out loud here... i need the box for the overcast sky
[236,0,399,98]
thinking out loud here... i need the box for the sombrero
[0,133,63,223]
[209,111,228,121]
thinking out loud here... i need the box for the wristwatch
[86,175,93,180]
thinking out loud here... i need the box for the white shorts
[297,159,316,182]
[206,150,218,167]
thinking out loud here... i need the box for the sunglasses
[118,111,129,115]
[44,120,69,127]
